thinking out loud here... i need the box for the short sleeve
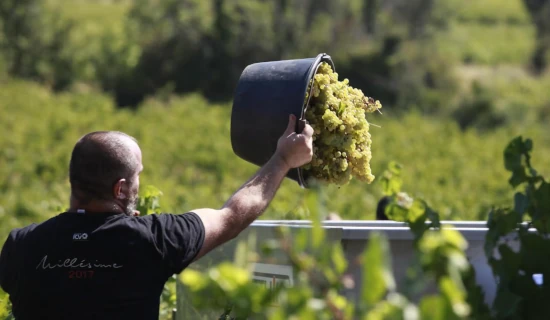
[149,212,205,275]
[0,231,17,293]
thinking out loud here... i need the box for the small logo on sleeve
[73,233,89,241]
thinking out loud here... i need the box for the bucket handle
[296,53,333,133]
[295,53,334,187]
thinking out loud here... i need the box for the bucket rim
[296,53,336,188]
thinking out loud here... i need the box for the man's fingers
[284,114,297,135]
[302,124,314,138]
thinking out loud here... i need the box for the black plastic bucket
[230,53,335,188]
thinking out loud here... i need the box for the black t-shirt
[0,211,205,320]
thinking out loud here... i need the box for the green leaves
[331,242,348,276]
[439,277,470,318]
[504,136,527,172]
[484,207,520,258]
[513,192,528,216]
[534,182,550,218]
[305,189,325,249]
[492,289,522,319]
[504,136,536,188]
[362,233,395,306]
[419,296,449,320]
[380,161,403,196]
[364,294,417,320]
[136,185,163,215]
[178,134,550,320]
[0,292,11,319]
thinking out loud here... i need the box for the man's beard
[124,192,138,216]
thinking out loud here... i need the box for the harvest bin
[175,220,503,319]
[230,53,335,188]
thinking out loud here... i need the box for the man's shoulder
[4,212,68,244]
[137,212,205,236]
[138,212,200,221]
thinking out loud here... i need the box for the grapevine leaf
[497,209,521,234]
[524,138,533,152]
[362,233,395,305]
[180,269,209,291]
[484,226,499,260]
[385,203,408,222]
[380,171,402,196]
[442,228,468,251]
[305,190,324,249]
[534,182,550,218]
[363,299,405,320]
[419,296,449,320]
[408,199,426,223]
[498,244,521,276]
[233,240,248,268]
[388,161,402,175]
[513,192,528,216]
[485,208,519,258]
[509,168,529,188]
[519,233,550,273]
[260,239,279,256]
[504,136,524,172]
[439,276,470,318]
[331,243,348,276]
[493,289,522,319]
[425,206,441,229]
[294,230,309,253]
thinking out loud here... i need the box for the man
[0,114,313,320]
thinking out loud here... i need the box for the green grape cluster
[302,62,382,185]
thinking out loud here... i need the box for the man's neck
[69,195,125,214]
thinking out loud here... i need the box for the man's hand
[275,114,314,169]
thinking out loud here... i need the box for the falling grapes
[302,62,382,186]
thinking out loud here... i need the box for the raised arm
[192,114,313,261]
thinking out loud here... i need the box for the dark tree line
[0,0,548,108]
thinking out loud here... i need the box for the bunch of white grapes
[302,62,382,186]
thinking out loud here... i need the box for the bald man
[0,115,314,320]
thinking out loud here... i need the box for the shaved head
[69,131,142,213]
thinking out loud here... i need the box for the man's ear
[113,178,127,200]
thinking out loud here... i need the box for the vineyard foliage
[1,79,549,247]
[179,136,550,319]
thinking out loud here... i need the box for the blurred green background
[2,0,550,318]
[1,0,550,242]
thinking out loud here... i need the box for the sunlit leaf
[408,199,426,223]
[441,228,467,251]
[419,296,448,320]
[180,269,209,291]
[385,203,408,221]
[362,233,395,305]
[305,190,324,249]
[331,242,348,275]
[388,161,403,175]
[439,277,470,318]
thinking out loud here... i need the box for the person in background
[0,114,313,320]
